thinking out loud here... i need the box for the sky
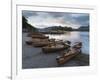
[22,10,89,29]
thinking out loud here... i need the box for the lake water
[46,31,89,54]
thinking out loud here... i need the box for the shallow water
[46,31,89,54]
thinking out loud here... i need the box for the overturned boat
[56,42,82,65]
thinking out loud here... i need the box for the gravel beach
[22,32,89,69]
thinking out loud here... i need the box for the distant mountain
[43,26,62,30]
[78,25,89,31]
[41,26,73,31]
[37,26,62,32]
[37,25,89,32]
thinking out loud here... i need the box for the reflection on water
[46,31,89,54]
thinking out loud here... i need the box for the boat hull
[56,52,80,65]
[42,45,70,53]
[32,35,49,39]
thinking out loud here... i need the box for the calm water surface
[46,31,89,54]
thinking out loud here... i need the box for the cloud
[22,11,89,29]
[70,13,89,26]
[22,10,38,18]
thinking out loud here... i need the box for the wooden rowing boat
[31,35,49,39]
[26,38,55,47]
[32,38,49,43]
[42,41,71,53]
[27,32,43,37]
[56,42,82,65]
[31,38,51,47]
